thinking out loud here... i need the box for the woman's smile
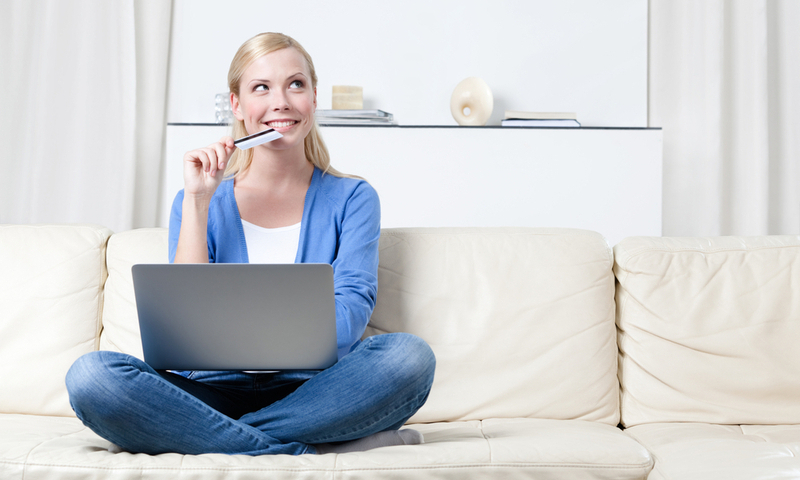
[265,119,299,132]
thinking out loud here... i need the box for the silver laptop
[131,263,338,371]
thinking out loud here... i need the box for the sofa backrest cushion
[99,228,169,357]
[366,228,619,425]
[615,235,800,427]
[99,227,618,426]
[0,224,111,416]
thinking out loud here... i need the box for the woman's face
[231,47,317,153]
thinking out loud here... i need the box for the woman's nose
[271,92,290,111]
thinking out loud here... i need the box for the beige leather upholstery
[368,228,619,425]
[0,224,656,479]
[614,235,800,427]
[96,227,620,426]
[0,224,111,417]
[0,414,652,479]
[6,223,800,478]
[99,228,168,358]
[625,423,800,480]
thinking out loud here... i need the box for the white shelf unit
[164,125,662,246]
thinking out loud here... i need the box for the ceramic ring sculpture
[450,77,493,126]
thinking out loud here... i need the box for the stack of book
[501,111,580,127]
[315,109,396,126]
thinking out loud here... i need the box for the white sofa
[1,224,798,479]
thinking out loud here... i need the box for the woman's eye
[254,84,268,92]
[289,80,303,89]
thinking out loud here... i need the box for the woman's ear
[231,92,244,121]
[313,87,317,112]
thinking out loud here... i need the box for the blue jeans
[65,333,435,455]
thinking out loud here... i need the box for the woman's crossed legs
[66,333,435,455]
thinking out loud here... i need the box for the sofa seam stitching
[479,419,493,463]
[618,243,800,263]
[624,429,661,478]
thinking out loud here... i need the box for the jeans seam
[307,389,428,444]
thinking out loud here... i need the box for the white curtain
[650,0,800,237]
[0,0,171,233]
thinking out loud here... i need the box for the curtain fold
[0,0,171,232]
[650,0,800,237]
[132,0,172,229]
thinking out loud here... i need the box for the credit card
[234,129,283,150]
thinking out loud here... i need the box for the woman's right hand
[182,137,235,198]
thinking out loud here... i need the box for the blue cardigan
[168,167,381,359]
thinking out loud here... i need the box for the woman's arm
[173,194,212,263]
[172,137,234,264]
[331,182,381,357]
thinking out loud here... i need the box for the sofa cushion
[0,414,652,480]
[624,423,800,480]
[99,228,169,358]
[614,235,800,427]
[367,228,619,425]
[0,224,111,417]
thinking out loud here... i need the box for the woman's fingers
[201,147,221,176]
[211,143,230,174]
[182,138,236,195]
[221,136,235,151]
[200,137,236,176]
[219,136,236,168]
[184,149,207,174]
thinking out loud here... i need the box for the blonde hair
[224,32,352,179]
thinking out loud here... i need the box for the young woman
[66,32,435,456]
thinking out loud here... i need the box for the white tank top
[241,219,301,264]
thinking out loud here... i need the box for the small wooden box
[332,85,363,110]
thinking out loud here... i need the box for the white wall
[164,125,663,245]
[168,0,648,127]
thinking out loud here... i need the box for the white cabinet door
[164,125,662,246]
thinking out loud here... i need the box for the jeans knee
[402,334,436,383]
[66,352,99,416]
[65,351,136,416]
[370,333,436,392]
[66,351,102,397]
